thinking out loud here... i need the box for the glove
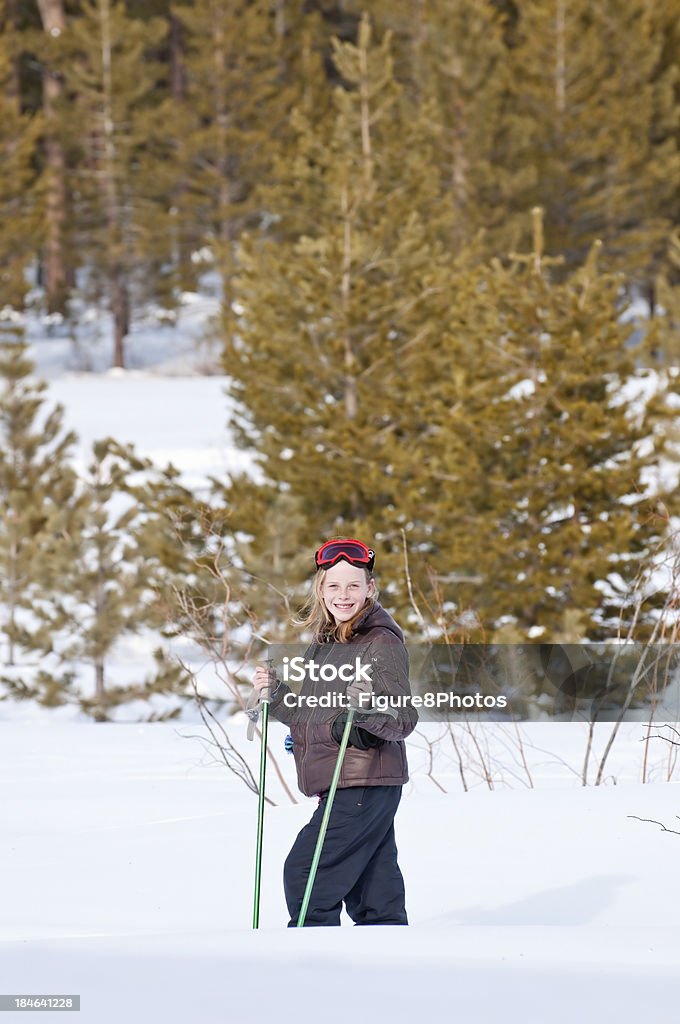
[346,665,374,711]
[331,713,384,750]
[284,733,294,754]
[345,664,399,720]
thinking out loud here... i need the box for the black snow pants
[283,784,408,927]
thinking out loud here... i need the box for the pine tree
[56,0,169,367]
[644,229,680,467]
[0,9,42,309]
[405,210,674,641]
[38,439,185,716]
[503,0,680,286]
[343,0,532,257]
[34,0,70,313]
[132,459,215,630]
[224,14,464,551]
[169,0,297,320]
[655,229,680,364]
[206,474,316,643]
[0,324,78,665]
[125,0,197,295]
[406,0,524,253]
[645,0,680,312]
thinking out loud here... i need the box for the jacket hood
[352,600,405,642]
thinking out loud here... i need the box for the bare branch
[627,814,680,836]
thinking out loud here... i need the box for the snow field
[1,719,679,1023]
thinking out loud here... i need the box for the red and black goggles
[314,538,375,572]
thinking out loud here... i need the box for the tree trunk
[4,0,21,99]
[169,12,186,99]
[95,547,106,703]
[36,0,68,314]
[213,12,235,326]
[167,12,197,291]
[111,267,129,369]
[448,70,468,212]
[411,0,426,98]
[5,517,18,667]
[95,658,105,701]
[99,0,128,368]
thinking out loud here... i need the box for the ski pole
[251,656,273,929]
[297,706,355,928]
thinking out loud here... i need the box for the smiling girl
[253,537,418,927]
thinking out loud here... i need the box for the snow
[1,716,680,1022]
[46,374,261,492]
[24,287,222,378]
[19,289,262,493]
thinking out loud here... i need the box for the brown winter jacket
[268,601,418,797]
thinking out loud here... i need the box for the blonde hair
[292,566,379,643]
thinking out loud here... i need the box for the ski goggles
[314,538,375,572]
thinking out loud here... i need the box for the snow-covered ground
[1,715,679,1023]
[25,287,223,378]
[24,288,262,493]
[47,374,258,492]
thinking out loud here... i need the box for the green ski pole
[251,656,273,929]
[297,707,355,928]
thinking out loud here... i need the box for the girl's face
[321,560,375,624]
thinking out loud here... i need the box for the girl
[253,537,418,927]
